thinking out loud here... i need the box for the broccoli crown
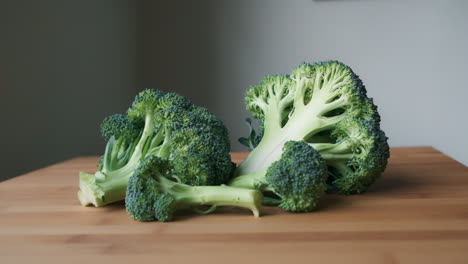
[126,156,262,222]
[266,141,328,212]
[127,89,165,122]
[158,92,193,112]
[78,89,234,207]
[137,91,234,187]
[125,155,175,221]
[101,114,142,141]
[237,61,389,194]
[324,118,390,194]
[155,105,234,185]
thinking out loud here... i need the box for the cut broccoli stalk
[78,112,157,206]
[156,176,262,219]
[126,156,262,222]
[78,171,129,207]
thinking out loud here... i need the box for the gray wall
[141,0,468,165]
[0,0,139,181]
[2,0,467,181]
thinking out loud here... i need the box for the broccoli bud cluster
[78,89,234,207]
[78,60,390,222]
[237,61,389,194]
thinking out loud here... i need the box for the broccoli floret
[99,114,142,172]
[237,61,389,194]
[229,141,327,212]
[157,106,235,186]
[126,156,262,222]
[78,89,234,207]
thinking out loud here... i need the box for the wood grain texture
[1,147,467,264]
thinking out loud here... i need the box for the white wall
[2,0,466,181]
[141,0,468,165]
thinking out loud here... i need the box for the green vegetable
[229,141,327,212]
[78,89,234,207]
[126,156,262,222]
[237,61,389,194]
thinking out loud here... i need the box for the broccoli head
[78,89,234,207]
[229,141,328,212]
[126,156,262,222]
[237,61,389,194]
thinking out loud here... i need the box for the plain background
[1,0,467,181]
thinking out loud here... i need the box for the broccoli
[229,141,327,212]
[78,89,234,207]
[98,114,143,173]
[237,61,390,194]
[126,156,262,222]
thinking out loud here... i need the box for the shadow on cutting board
[366,166,422,195]
[91,166,422,221]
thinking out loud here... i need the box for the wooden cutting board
[1,147,467,263]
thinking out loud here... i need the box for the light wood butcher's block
[1,147,468,263]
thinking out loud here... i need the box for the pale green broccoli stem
[228,170,267,190]
[116,140,127,158]
[78,171,130,207]
[144,129,165,157]
[101,136,115,173]
[144,126,171,158]
[159,176,262,217]
[112,138,125,160]
[78,112,155,207]
[265,81,293,132]
[104,112,155,179]
[236,73,346,176]
[327,160,352,180]
[292,78,309,110]
[309,142,354,160]
[236,115,339,176]
[107,137,139,171]
[156,127,172,158]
